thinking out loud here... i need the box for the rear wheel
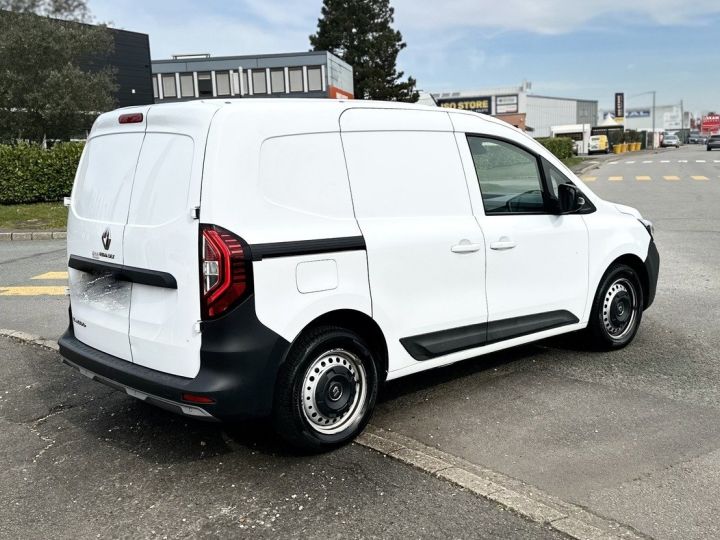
[586,264,643,350]
[273,325,378,452]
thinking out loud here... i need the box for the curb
[356,426,649,540]
[2,329,648,540]
[0,231,66,241]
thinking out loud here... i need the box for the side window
[542,158,574,199]
[467,136,545,214]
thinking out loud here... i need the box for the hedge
[0,142,84,205]
[536,137,575,160]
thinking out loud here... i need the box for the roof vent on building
[172,53,211,59]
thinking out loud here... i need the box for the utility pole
[651,90,656,149]
[680,99,684,141]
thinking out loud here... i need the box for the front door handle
[451,241,482,254]
[489,240,517,250]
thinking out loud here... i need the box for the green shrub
[0,142,84,205]
[536,137,575,160]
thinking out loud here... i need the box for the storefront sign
[614,92,624,119]
[701,114,720,134]
[437,96,492,114]
[495,94,519,114]
[626,109,651,118]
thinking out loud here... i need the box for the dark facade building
[104,28,153,108]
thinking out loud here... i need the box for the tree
[0,0,116,142]
[310,0,418,102]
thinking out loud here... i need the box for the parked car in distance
[588,134,610,154]
[707,134,720,151]
[58,100,660,452]
[661,134,680,148]
[689,131,701,144]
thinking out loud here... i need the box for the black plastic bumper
[58,295,291,421]
[644,239,660,309]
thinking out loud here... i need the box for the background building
[600,104,691,133]
[432,81,598,138]
[100,27,153,108]
[151,51,353,102]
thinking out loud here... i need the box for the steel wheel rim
[301,348,367,435]
[602,277,638,340]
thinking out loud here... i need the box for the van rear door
[67,108,149,361]
[123,104,218,378]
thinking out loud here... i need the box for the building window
[307,66,322,92]
[179,73,194,97]
[232,71,240,95]
[252,69,267,94]
[270,69,285,94]
[242,71,249,95]
[152,77,158,99]
[216,71,231,96]
[197,72,213,97]
[288,67,303,92]
[161,74,177,98]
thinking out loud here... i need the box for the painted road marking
[608,161,619,165]
[636,176,651,181]
[660,160,670,163]
[642,160,653,163]
[625,161,636,164]
[679,159,688,163]
[696,160,706,163]
[0,286,66,296]
[714,160,720,163]
[692,175,709,181]
[581,176,597,182]
[664,176,680,181]
[31,271,68,280]
[609,176,623,181]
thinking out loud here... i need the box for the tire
[586,264,644,350]
[273,325,379,453]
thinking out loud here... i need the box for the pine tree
[310,0,418,102]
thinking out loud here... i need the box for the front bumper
[644,239,660,309]
[58,295,291,421]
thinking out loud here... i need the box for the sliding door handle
[451,242,482,254]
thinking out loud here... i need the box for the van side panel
[202,105,370,343]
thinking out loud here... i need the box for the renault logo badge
[101,228,111,251]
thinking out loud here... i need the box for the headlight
[638,218,654,237]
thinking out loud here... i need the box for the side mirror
[556,183,583,214]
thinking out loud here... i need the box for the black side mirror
[556,183,583,214]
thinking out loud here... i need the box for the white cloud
[392,0,720,34]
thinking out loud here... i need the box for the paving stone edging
[0,231,66,241]
[1,328,649,540]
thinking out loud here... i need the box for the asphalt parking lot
[1,143,719,539]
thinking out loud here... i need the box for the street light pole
[651,90,656,149]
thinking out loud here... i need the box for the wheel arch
[606,253,650,309]
[288,309,389,383]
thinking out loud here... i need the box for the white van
[59,100,659,451]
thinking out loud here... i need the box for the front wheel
[586,264,644,350]
[273,325,379,452]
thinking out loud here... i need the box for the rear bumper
[58,295,291,421]
[644,239,660,310]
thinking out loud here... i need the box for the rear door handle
[489,240,517,251]
[451,242,482,254]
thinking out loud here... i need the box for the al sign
[702,114,720,134]
[437,96,492,114]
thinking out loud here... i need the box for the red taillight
[181,393,216,404]
[119,112,143,124]
[200,225,251,319]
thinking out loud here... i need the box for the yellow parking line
[663,176,680,181]
[691,175,708,181]
[0,286,66,296]
[635,176,651,181]
[581,176,597,182]
[608,176,623,181]
[31,271,68,280]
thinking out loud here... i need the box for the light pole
[630,90,657,148]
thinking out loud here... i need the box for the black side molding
[401,310,580,361]
[248,236,366,261]
[643,239,659,309]
[68,255,177,289]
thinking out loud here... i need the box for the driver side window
[467,136,545,215]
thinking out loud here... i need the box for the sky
[89,0,720,115]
